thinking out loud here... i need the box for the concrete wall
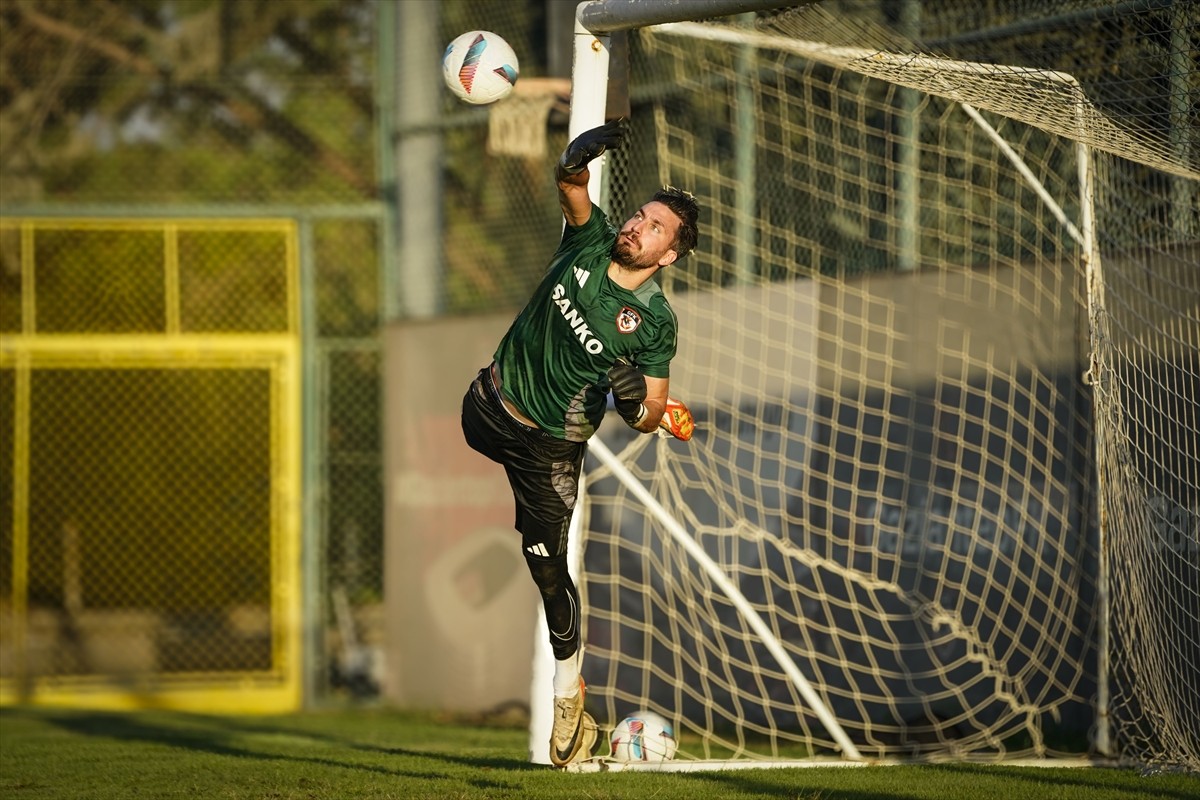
[383,313,538,711]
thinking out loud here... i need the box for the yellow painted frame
[0,217,302,714]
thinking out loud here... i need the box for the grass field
[2,706,1197,800]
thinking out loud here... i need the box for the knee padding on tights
[523,549,580,661]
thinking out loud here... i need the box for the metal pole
[396,0,443,318]
[1169,0,1197,236]
[298,215,325,708]
[1077,122,1114,760]
[571,3,614,206]
[579,0,797,32]
[895,0,920,271]
[734,13,757,285]
[375,0,401,323]
[526,3,615,763]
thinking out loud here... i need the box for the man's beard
[611,237,657,271]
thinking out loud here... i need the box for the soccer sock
[553,647,582,698]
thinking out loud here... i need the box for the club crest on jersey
[616,306,642,334]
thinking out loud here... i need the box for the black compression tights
[523,550,580,661]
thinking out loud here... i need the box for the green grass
[1,706,1196,800]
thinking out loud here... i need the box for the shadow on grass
[675,768,925,800]
[923,763,1200,800]
[671,761,1199,800]
[12,708,1198,800]
[24,707,538,793]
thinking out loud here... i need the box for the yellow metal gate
[0,218,301,712]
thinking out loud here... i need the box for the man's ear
[658,248,679,268]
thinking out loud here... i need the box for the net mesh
[581,6,1197,767]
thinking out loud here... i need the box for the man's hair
[653,186,699,259]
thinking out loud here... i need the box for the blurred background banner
[0,2,1195,763]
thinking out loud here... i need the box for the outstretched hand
[558,118,627,177]
[658,397,695,441]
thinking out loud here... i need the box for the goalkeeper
[461,118,699,767]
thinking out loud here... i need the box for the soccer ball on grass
[609,711,678,762]
[442,31,519,105]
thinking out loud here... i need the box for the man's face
[612,201,681,271]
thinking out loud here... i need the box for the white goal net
[574,3,1198,769]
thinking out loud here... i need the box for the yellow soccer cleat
[549,677,589,766]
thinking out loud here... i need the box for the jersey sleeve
[559,203,613,252]
[636,296,678,379]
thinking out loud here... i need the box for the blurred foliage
[435,2,566,315]
[4,0,1188,302]
[0,0,377,204]
[919,0,1200,171]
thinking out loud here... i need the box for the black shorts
[461,365,585,557]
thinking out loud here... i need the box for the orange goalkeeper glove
[657,396,695,441]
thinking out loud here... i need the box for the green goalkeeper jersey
[494,203,678,442]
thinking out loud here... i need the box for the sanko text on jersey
[550,281,605,355]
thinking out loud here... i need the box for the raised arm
[555,119,627,228]
[557,168,593,228]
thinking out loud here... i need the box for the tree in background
[1,0,376,204]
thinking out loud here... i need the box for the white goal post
[529,0,1199,772]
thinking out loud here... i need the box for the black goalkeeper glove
[558,118,627,178]
[608,361,647,428]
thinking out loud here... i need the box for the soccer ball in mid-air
[609,711,678,762]
[442,31,519,105]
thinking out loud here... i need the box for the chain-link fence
[0,0,561,708]
[1,217,302,709]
